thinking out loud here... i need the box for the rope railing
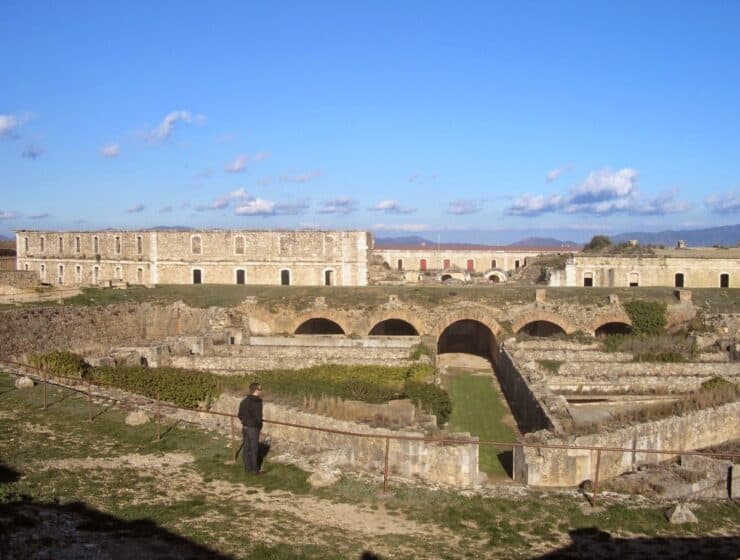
[1,358,738,503]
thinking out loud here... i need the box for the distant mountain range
[375,235,580,248]
[611,224,740,247]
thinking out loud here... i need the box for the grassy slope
[2,372,739,559]
[446,373,518,479]
[3,284,738,313]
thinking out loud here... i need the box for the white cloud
[370,199,417,214]
[21,144,43,159]
[447,199,482,215]
[0,210,17,220]
[0,112,33,139]
[546,165,571,182]
[159,205,173,213]
[127,203,145,213]
[234,198,275,215]
[705,190,740,214]
[508,194,563,216]
[319,198,357,215]
[225,154,249,173]
[101,143,120,157]
[254,151,270,162]
[280,170,321,184]
[146,110,204,143]
[196,187,250,211]
[372,223,431,232]
[28,212,49,219]
[507,167,690,217]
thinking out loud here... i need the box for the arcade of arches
[369,319,419,336]
[295,318,345,335]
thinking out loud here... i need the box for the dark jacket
[238,395,263,429]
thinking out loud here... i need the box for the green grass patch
[446,373,517,478]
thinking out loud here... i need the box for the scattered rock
[125,410,151,426]
[665,503,698,524]
[14,376,35,389]
[307,470,340,488]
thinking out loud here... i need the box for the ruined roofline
[15,228,372,235]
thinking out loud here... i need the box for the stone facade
[15,229,371,287]
[0,271,39,289]
[375,246,566,282]
[550,249,740,288]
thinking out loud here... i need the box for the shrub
[409,343,433,361]
[583,235,612,252]
[537,359,563,373]
[622,300,667,336]
[30,351,89,378]
[403,380,452,426]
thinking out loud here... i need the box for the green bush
[30,351,89,378]
[403,380,452,426]
[409,343,433,361]
[583,235,612,252]
[622,300,667,335]
[86,366,219,409]
[537,359,563,373]
[633,351,685,363]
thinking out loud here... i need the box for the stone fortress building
[12,228,740,289]
[549,247,740,289]
[15,230,371,287]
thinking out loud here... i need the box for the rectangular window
[75,265,82,282]
[58,236,63,253]
[115,236,121,254]
[40,236,45,252]
[324,270,333,286]
[420,259,427,271]
[24,237,28,252]
[515,260,520,269]
[58,264,64,285]
[115,266,122,280]
[75,236,81,253]
[236,269,245,284]
[191,236,202,254]
[280,269,290,286]
[629,272,639,287]
[675,273,684,288]
[136,236,143,254]
[93,236,99,253]
[397,259,403,271]
[466,259,474,271]
[443,259,450,269]
[93,266,99,284]
[720,273,730,288]
[583,272,594,287]
[137,268,144,283]
[235,236,245,255]
[193,269,202,284]
[491,259,497,269]
[40,264,46,281]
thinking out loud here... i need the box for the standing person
[238,382,264,475]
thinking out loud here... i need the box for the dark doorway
[324,270,333,286]
[583,276,593,287]
[295,318,344,335]
[441,274,452,282]
[518,321,566,337]
[437,320,496,359]
[675,273,684,288]
[720,273,729,288]
[369,319,419,336]
[280,269,290,286]
[192,269,202,284]
[595,322,633,336]
[236,270,245,285]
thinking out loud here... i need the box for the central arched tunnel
[437,319,497,360]
[369,319,419,336]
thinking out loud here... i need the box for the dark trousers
[242,426,261,473]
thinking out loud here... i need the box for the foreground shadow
[538,527,740,560]
[0,460,232,560]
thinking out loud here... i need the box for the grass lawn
[2,371,739,559]
[446,373,518,479]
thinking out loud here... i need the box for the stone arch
[511,311,576,336]
[437,319,498,359]
[432,307,502,340]
[369,318,420,336]
[440,274,453,282]
[289,312,351,336]
[484,269,507,283]
[295,318,345,335]
[590,311,633,336]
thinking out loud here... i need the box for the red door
[420,259,427,271]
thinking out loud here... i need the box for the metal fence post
[156,391,161,441]
[230,416,237,463]
[383,437,390,495]
[87,381,93,421]
[593,449,602,506]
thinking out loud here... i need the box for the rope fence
[1,358,738,505]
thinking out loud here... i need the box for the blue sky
[2,1,740,243]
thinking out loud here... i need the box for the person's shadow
[258,437,271,471]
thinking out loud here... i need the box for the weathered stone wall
[550,251,740,288]
[16,230,371,287]
[515,401,740,486]
[0,270,39,288]
[375,248,563,275]
[494,344,560,434]
[171,344,416,373]
[0,302,210,358]
[210,394,480,487]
